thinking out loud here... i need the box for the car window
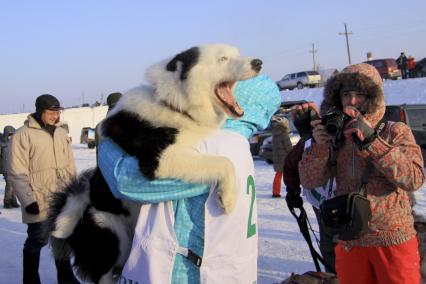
[307,71,319,75]
[384,107,401,122]
[282,74,290,80]
[365,61,375,68]
[297,72,306,78]
[290,73,297,79]
[386,60,397,67]
[375,61,384,68]
[406,109,426,128]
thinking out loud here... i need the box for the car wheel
[266,159,273,164]
[88,141,96,149]
[297,82,303,89]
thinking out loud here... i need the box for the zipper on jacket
[352,144,355,177]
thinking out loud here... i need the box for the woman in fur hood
[299,63,424,284]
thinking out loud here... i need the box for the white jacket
[119,130,258,284]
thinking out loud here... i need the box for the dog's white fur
[108,44,260,212]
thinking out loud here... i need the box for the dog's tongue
[216,82,244,117]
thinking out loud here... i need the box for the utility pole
[81,92,85,106]
[339,23,352,64]
[309,43,317,71]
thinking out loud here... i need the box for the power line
[339,23,353,64]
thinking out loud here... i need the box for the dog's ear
[166,47,199,80]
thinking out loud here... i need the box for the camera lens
[326,124,338,135]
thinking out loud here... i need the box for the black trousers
[313,207,336,273]
[24,222,48,254]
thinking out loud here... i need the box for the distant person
[106,92,123,112]
[271,113,293,197]
[397,52,408,79]
[8,94,79,284]
[407,56,416,78]
[0,125,19,208]
[95,92,123,160]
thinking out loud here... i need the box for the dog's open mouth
[215,81,244,118]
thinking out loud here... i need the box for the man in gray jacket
[1,125,19,208]
[8,94,79,284]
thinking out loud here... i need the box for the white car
[277,71,321,90]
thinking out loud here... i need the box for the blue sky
[1,0,425,114]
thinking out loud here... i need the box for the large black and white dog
[47,44,262,284]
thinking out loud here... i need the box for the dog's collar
[160,100,195,121]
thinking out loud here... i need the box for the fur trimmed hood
[321,63,385,127]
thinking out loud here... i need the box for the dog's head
[146,44,262,126]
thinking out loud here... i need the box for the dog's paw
[217,164,237,214]
[218,184,237,214]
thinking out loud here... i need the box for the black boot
[55,259,80,284]
[23,250,41,284]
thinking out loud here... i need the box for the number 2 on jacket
[246,175,257,238]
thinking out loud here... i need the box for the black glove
[285,189,303,210]
[293,106,320,141]
[25,202,40,215]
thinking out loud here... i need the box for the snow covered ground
[1,77,426,283]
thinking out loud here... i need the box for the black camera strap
[326,148,374,198]
[326,145,338,197]
[288,205,335,273]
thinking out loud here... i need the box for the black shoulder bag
[319,162,373,241]
[319,119,387,241]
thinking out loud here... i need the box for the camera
[321,109,351,136]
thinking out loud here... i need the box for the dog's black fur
[48,168,127,283]
[102,111,178,180]
[166,47,199,80]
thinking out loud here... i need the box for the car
[258,122,301,164]
[249,100,307,156]
[364,58,401,80]
[80,127,96,148]
[384,104,426,160]
[415,57,426,78]
[276,71,321,90]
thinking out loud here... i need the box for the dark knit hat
[35,94,63,114]
[3,125,16,136]
[106,92,123,111]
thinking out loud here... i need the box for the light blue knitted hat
[222,74,281,138]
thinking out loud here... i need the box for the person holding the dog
[299,63,424,284]
[94,92,122,161]
[98,74,281,284]
[8,94,79,284]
